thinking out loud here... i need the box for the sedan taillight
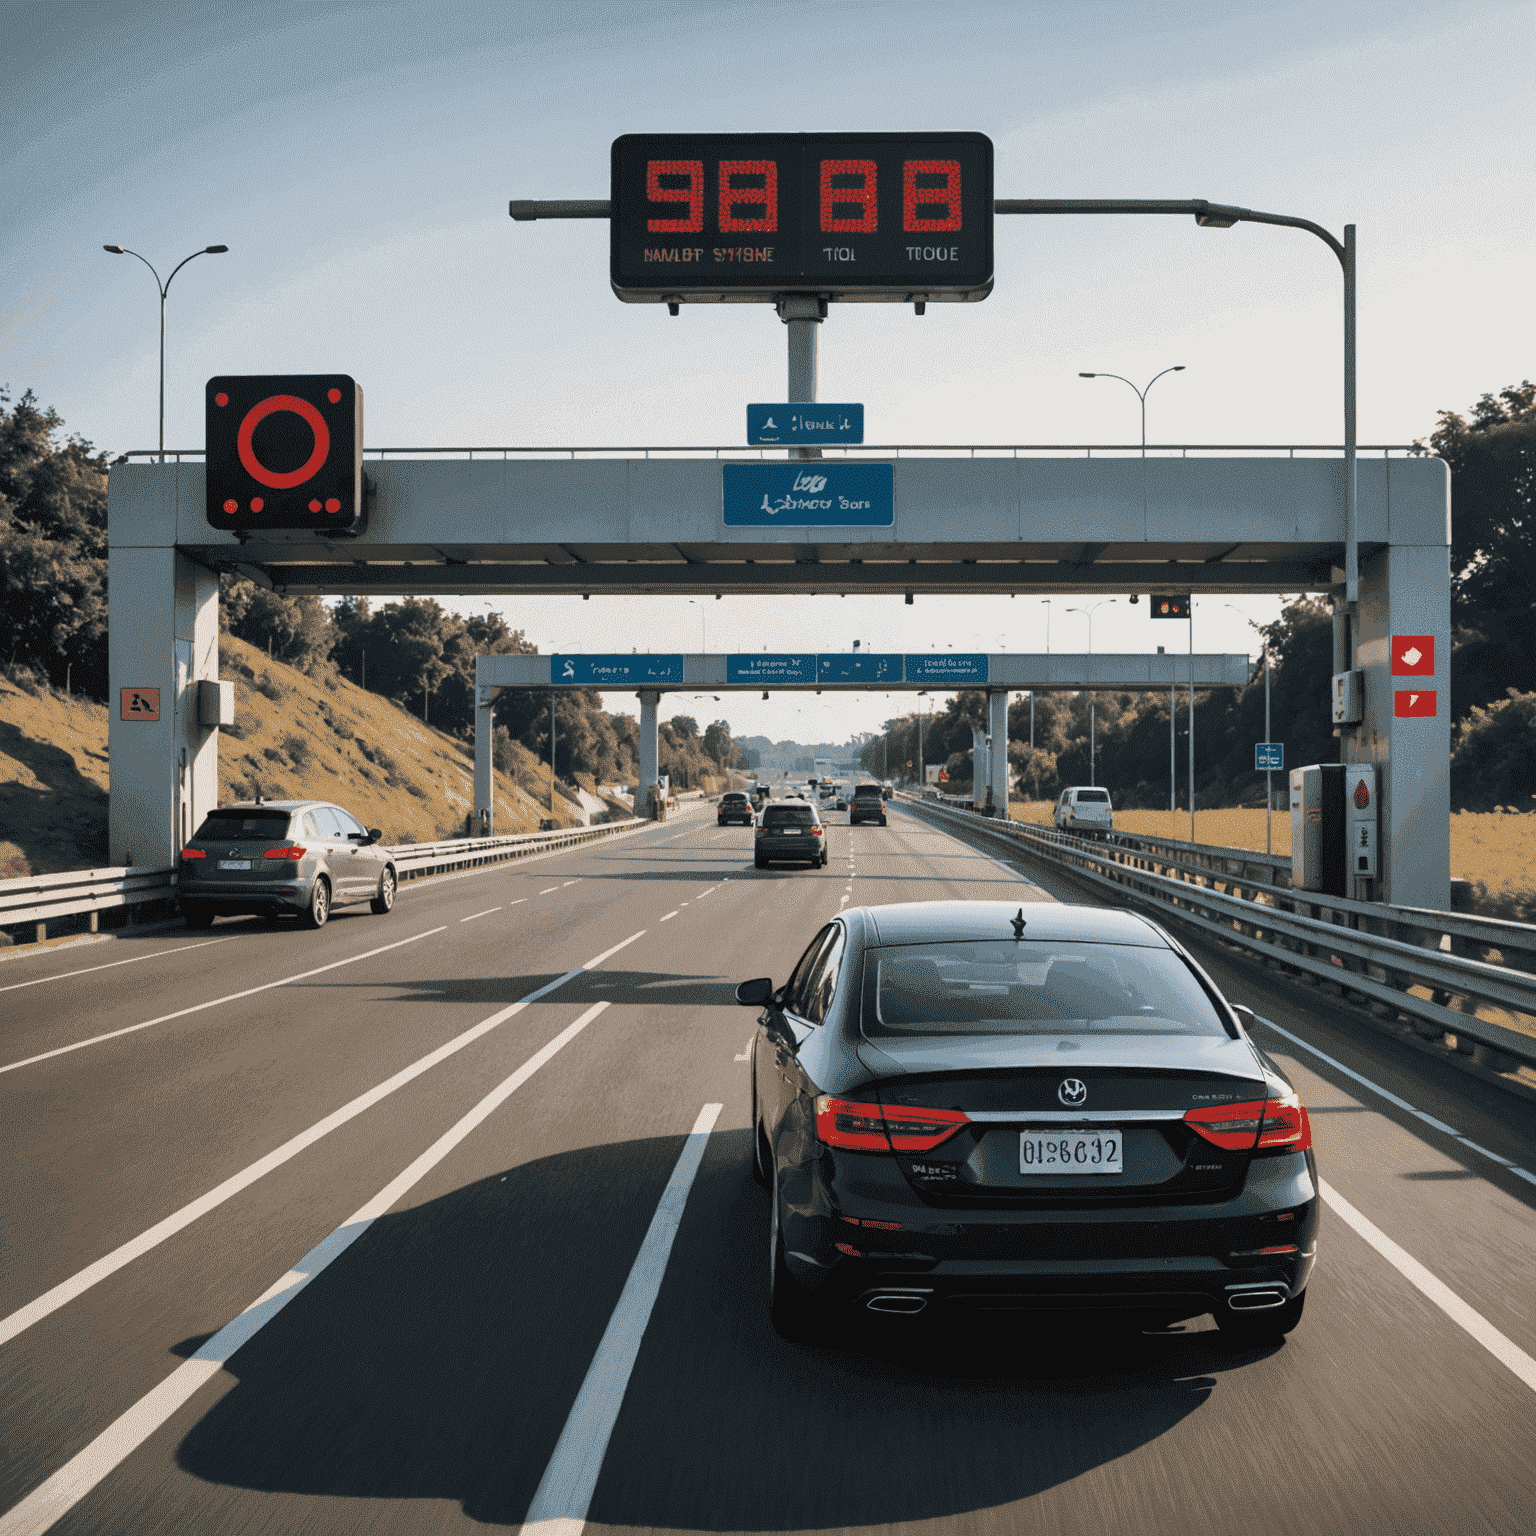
[816,1095,970,1153]
[1257,1092,1312,1152]
[180,847,206,860]
[1184,1095,1312,1153]
[263,846,307,861]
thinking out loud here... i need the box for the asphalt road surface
[2,800,1533,1535]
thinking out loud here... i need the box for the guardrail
[897,795,1536,1091]
[0,817,647,951]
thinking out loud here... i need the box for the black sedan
[717,791,755,826]
[737,900,1317,1343]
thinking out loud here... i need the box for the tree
[703,719,734,767]
[221,578,335,671]
[0,388,110,695]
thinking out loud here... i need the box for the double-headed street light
[1227,604,1275,854]
[1066,600,1115,786]
[1078,366,1185,456]
[102,243,229,461]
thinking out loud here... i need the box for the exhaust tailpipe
[1228,1289,1286,1311]
[865,1293,929,1315]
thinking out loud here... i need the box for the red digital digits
[646,160,704,232]
[903,159,961,231]
[819,159,878,232]
[719,160,777,231]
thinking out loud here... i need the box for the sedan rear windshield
[853,785,883,798]
[721,794,749,803]
[194,809,294,840]
[863,941,1228,1037]
[762,805,815,825]
[1074,790,1111,804]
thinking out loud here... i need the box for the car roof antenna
[1011,908,1026,939]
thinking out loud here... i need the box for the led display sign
[611,133,993,303]
[206,375,363,532]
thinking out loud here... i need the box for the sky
[3,0,1532,741]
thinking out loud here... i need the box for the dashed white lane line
[0,931,646,1353]
[538,887,561,895]
[461,908,502,923]
[733,1037,753,1062]
[561,880,579,888]
[696,888,715,900]
[0,926,449,1079]
[660,912,678,922]
[518,1102,722,1536]
[0,1003,620,1536]
[0,935,247,994]
[1320,1178,1536,1394]
[506,898,528,908]
[1253,1013,1536,1187]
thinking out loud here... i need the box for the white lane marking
[0,927,449,1079]
[733,1037,753,1062]
[660,912,678,922]
[696,888,715,900]
[539,887,561,895]
[461,908,502,923]
[1320,1178,1536,1394]
[1253,1014,1536,1185]
[562,881,579,888]
[0,935,245,993]
[518,1103,722,1536]
[0,955,616,1351]
[582,930,646,969]
[839,897,850,907]
[506,898,528,907]
[0,1003,616,1536]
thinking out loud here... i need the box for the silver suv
[1054,786,1114,837]
[177,800,396,930]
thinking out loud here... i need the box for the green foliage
[1449,691,1536,812]
[0,388,110,697]
[221,577,335,673]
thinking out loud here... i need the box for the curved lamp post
[1078,366,1185,455]
[1066,600,1115,785]
[1227,604,1274,854]
[102,244,228,461]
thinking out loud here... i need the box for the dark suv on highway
[718,791,755,826]
[849,782,888,826]
[177,800,396,930]
[755,802,828,868]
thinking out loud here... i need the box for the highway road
[1,799,1533,1535]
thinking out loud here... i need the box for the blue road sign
[816,653,904,685]
[722,463,893,527]
[726,654,816,685]
[906,653,989,687]
[1255,742,1285,771]
[746,404,864,445]
[553,654,684,686]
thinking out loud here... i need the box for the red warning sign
[120,687,161,722]
[1394,689,1437,718]
[1391,635,1435,676]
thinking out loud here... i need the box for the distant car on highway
[1055,786,1114,837]
[755,801,828,868]
[848,782,888,826]
[881,780,894,801]
[177,800,395,930]
[717,791,754,826]
[736,900,1316,1343]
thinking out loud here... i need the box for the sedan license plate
[1020,1130,1122,1174]
[218,859,252,870]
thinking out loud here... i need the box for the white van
[1054,786,1114,837]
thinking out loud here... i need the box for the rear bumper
[178,876,317,916]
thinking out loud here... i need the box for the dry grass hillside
[0,635,593,879]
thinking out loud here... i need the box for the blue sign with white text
[726,654,817,685]
[906,653,989,686]
[723,463,893,526]
[746,404,865,445]
[1255,742,1285,771]
[553,654,684,686]
[816,653,904,685]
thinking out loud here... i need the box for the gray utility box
[1292,763,1379,894]
[1331,669,1364,725]
[197,678,235,728]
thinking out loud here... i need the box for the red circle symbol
[236,394,330,488]
[251,498,264,512]
[325,497,341,513]
[215,392,229,407]
[327,388,341,404]
[309,499,322,512]
[222,498,237,513]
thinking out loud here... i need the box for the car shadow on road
[307,969,748,1010]
[172,1129,1268,1529]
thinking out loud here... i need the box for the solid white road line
[0,927,449,1078]
[518,1102,722,1536]
[0,935,644,1351]
[0,1003,615,1536]
[660,912,678,922]
[1253,1014,1536,1187]
[1319,1178,1536,1394]
[461,908,502,923]
[539,887,561,895]
[0,935,246,994]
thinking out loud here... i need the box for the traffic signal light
[206,375,363,532]
[1150,595,1191,619]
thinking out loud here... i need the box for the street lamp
[1227,604,1275,854]
[1078,366,1185,456]
[687,599,707,654]
[1042,598,1052,654]
[102,243,228,461]
[1066,600,1115,786]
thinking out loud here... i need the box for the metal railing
[0,818,646,950]
[898,795,1536,1085]
[113,443,1420,464]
